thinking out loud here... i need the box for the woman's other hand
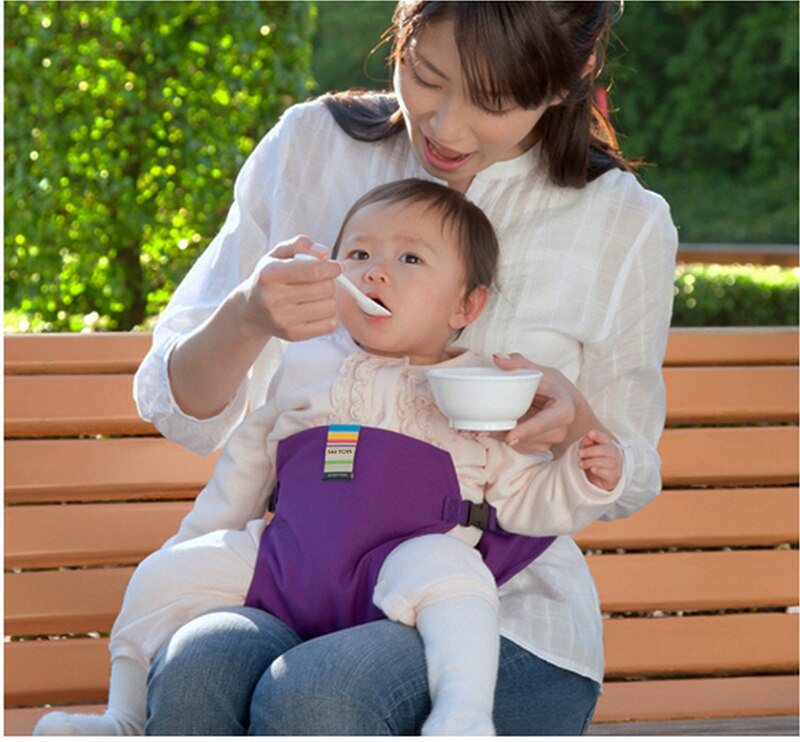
[493,352,613,458]
[239,235,342,342]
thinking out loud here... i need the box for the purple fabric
[441,489,556,586]
[244,426,553,639]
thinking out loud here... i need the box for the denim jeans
[146,606,600,736]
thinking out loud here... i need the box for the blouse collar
[472,141,544,186]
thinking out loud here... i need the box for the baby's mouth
[366,293,390,312]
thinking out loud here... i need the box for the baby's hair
[332,178,498,299]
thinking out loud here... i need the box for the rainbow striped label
[323,424,361,480]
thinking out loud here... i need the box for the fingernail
[507,438,519,447]
[493,353,511,360]
[310,242,329,257]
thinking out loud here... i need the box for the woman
[137,1,677,735]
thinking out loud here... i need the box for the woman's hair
[322,1,632,188]
[331,178,498,299]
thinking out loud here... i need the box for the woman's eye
[475,91,517,117]
[478,99,515,117]
[482,105,512,117]
[411,66,438,90]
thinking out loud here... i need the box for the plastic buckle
[466,501,492,531]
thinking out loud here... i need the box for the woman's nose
[429,94,467,145]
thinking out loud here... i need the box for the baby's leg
[33,521,265,737]
[373,534,499,736]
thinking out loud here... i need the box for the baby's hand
[578,430,622,491]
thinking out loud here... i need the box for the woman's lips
[423,136,473,172]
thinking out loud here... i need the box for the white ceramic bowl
[426,366,543,431]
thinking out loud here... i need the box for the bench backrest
[5,328,799,723]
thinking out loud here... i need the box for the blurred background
[5,0,798,332]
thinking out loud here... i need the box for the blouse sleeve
[578,196,678,521]
[133,107,301,455]
[159,397,281,549]
[483,439,627,536]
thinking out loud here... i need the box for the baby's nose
[364,263,390,283]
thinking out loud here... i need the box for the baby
[35,179,623,737]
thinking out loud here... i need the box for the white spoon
[294,253,391,317]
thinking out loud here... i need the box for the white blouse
[134,98,678,684]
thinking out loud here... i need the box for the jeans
[146,606,600,736]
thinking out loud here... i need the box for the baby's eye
[400,253,422,265]
[345,249,370,261]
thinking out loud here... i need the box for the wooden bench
[677,242,799,267]
[5,328,799,735]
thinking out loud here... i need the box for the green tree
[311,1,394,94]
[608,1,798,243]
[5,1,316,331]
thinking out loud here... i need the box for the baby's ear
[450,285,489,330]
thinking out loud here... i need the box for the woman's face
[394,20,555,194]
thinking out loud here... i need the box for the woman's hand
[168,236,342,422]
[492,352,613,457]
[238,235,343,342]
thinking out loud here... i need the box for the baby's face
[336,199,474,365]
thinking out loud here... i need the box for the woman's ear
[551,52,599,106]
[449,285,489,330]
[582,52,598,80]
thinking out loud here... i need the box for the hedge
[4,1,316,331]
[671,264,799,327]
[5,264,798,332]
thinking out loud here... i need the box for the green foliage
[311,1,394,93]
[672,264,799,327]
[5,0,316,331]
[608,1,798,243]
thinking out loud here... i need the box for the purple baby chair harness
[244,425,555,639]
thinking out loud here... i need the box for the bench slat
[5,502,193,569]
[5,676,798,734]
[6,426,796,504]
[6,366,797,439]
[595,674,799,723]
[663,366,799,424]
[6,550,796,637]
[5,638,110,706]
[7,487,797,571]
[4,333,152,376]
[5,328,796,375]
[586,549,798,613]
[6,613,797,706]
[663,327,799,366]
[659,426,799,486]
[604,612,798,678]
[5,568,134,636]
[5,438,218,504]
[576,487,799,549]
[5,375,156,437]
[676,242,799,267]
